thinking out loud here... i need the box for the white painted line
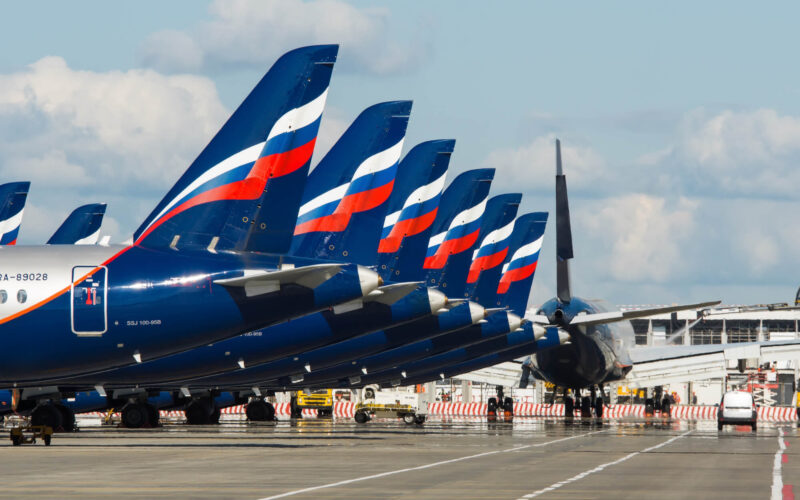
[517,430,692,499]
[771,428,786,500]
[258,430,604,499]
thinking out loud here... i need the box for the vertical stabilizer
[555,139,573,303]
[48,203,107,245]
[0,181,30,245]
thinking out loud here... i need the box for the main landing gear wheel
[121,403,150,428]
[55,404,76,432]
[644,398,655,417]
[245,401,275,422]
[145,404,160,427]
[487,397,498,420]
[580,397,591,418]
[31,404,63,431]
[354,411,370,424]
[661,398,671,418]
[290,396,302,419]
[594,397,604,418]
[564,396,574,418]
[184,401,210,425]
[503,397,514,414]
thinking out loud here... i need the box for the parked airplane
[0,181,30,245]
[47,203,107,245]
[0,45,384,386]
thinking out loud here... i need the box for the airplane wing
[214,263,343,297]
[624,339,800,387]
[568,301,720,327]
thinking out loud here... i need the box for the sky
[1,0,799,306]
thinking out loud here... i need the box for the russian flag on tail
[424,198,487,270]
[133,45,338,251]
[0,182,30,246]
[466,194,522,284]
[497,212,549,295]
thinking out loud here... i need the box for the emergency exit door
[71,266,108,336]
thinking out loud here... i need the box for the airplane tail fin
[290,100,412,265]
[422,169,494,288]
[496,212,549,316]
[464,193,522,303]
[0,181,30,245]
[555,139,573,303]
[48,203,107,245]
[376,139,454,283]
[133,45,338,253]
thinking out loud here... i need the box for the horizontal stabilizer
[214,263,343,297]
[568,301,720,327]
[366,282,424,305]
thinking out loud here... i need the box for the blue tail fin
[464,193,522,304]
[376,139,454,283]
[134,45,338,252]
[421,171,496,293]
[47,203,107,245]
[0,181,30,245]
[496,212,548,315]
[290,101,412,265]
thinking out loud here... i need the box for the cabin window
[17,289,27,304]
[0,290,6,304]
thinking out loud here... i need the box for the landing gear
[594,396,604,418]
[245,400,276,422]
[31,403,63,430]
[184,401,213,425]
[644,398,655,417]
[564,395,575,418]
[580,395,591,418]
[121,402,150,428]
[661,398,671,418]
[487,397,498,420]
[145,404,160,427]
[55,404,76,432]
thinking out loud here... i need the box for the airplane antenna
[555,139,573,303]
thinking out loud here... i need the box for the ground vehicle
[293,389,334,417]
[717,391,758,431]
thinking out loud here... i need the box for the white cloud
[0,56,228,242]
[482,134,607,193]
[138,0,430,76]
[577,194,697,283]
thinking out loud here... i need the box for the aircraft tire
[145,404,160,427]
[564,397,574,418]
[31,404,63,430]
[503,397,514,414]
[661,398,671,417]
[184,402,208,425]
[55,404,76,432]
[580,397,591,418]
[209,408,221,425]
[121,403,150,429]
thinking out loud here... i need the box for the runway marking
[258,430,604,499]
[772,428,791,500]
[517,430,692,499]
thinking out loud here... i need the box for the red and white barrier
[78,402,798,422]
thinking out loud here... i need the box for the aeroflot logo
[466,218,515,283]
[136,90,328,244]
[497,235,543,293]
[378,172,446,253]
[423,198,487,269]
[0,209,24,245]
[294,139,404,235]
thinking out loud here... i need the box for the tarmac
[0,416,796,499]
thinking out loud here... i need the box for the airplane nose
[426,288,447,314]
[356,266,381,296]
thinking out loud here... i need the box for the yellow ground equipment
[292,389,334,417]
[9,425,53,446]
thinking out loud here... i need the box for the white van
[717,391,757,431]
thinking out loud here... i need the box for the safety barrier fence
[79,401,798,421]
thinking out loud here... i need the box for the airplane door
[71,266,108,336]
